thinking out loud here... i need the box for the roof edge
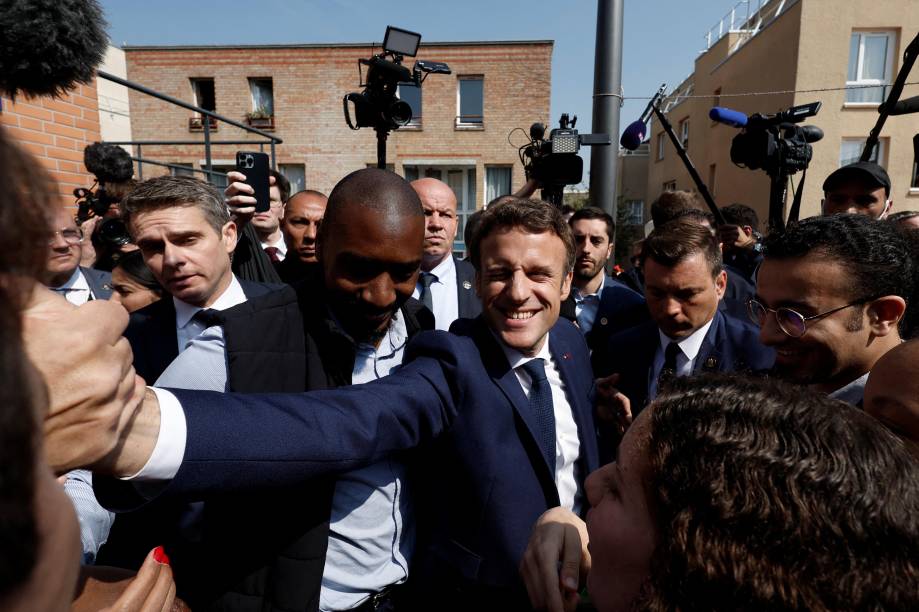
[121,40,554,51]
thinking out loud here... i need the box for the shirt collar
[260,235,287,254]
[828,372,869,406]
[575,274,605,302]
[427,254,456,283]
[55,267,88,292]
[658,317,715,362]
[496,330,552,371]
[174,274,246,329]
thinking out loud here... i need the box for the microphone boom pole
[862,30,919,162]
[652,102,726,225]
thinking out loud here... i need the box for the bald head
[323,168,422,232]
[411,177,459,271]
[865,340,919,446]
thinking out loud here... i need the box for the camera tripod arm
[652,105,727,225]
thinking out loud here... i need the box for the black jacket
[176,275,433,611]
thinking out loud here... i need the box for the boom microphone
[620,83,668,150]
[881,94,919,116]
[0,0,108,99]
[709,107,749,128]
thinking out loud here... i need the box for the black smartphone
[235,151,271,213]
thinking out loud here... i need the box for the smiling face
[131,205,236,308]
[756,256,875,393]
[643,252,725,340]
[586,410,656,611]
[571,218,613,286]
[320,203,424,343]
[476,227,571,356]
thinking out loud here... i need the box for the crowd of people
[4,112,919,612]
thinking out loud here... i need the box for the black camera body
[521,114,610,206]
[728,102,823,176]
[343,26,450,133]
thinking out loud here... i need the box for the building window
[912,135,919,189]
[708,163,717,196]
[457,76,484,127]
[679,119,690,149]
[485,166,512,205]
[840,137,885,167]
[170,163,195,178]
[625,200,644,226]
[280,163,306,194]
[397,83,422,127]
[189,78,217,131]
[712,87,722,109]
[656,132,665,161]
[846,31,895,105]
[662,180,676,192]
[247,78,274,128]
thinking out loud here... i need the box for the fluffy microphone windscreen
[0,0,108,99]
[83,142,134,183]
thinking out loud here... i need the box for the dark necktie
[521,358,556,470]
[264,246,281,263]
[418,272,436,312]
[659,341,681,387]
[192,308,221,329]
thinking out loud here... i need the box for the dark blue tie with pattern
[521,358,556,471]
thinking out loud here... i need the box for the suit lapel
[454,257,480,319]
[694,311,725,374]
[471,319,552,475]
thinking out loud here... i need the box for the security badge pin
[462,280,472,290]
[704,357,718,370]
[563,352,572,360]
[599,317,608,326]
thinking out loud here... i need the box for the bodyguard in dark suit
[595,220,774,421]
[411,177,482,329]
[93,197,602,611]
[560,207,648,356]
[97,175,279,569]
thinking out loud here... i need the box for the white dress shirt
[829,372,869,406]
[498,334,583,514]
[321,312,413,611]
[260,235,287,261]
[412,255,459,331]
[52,267,93,305]
[573,275,605,334]
[648,318,714,400]
[173,275,247,353]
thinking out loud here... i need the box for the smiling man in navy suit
[86,197,600,611]
[595,219,774,419]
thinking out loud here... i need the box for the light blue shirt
[411,255,459,331]
[321,311,413,611]
[573,275,605,334]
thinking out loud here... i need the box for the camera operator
[822,161,893,219]
[44,207,112,304]
[717,203,763,283]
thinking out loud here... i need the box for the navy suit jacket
[117,317,598,600]
[82,266,113,300]
[561,276,649,363]
[597,308,775,417]
[124,279,278,384]
[454,256,482,320]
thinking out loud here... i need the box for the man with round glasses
[753,214,912,405]
[44,206,111,305]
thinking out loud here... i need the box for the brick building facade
[123,40,552,253]
[1,84,102,204]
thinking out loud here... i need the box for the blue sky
[99,0,734,181]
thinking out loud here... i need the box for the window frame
[839,137,887,168]
[845,31,896,106]
[456,76,485,129]
[656,132,666,161]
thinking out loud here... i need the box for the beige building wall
[97,46,133,154]
[645,0,919,225]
